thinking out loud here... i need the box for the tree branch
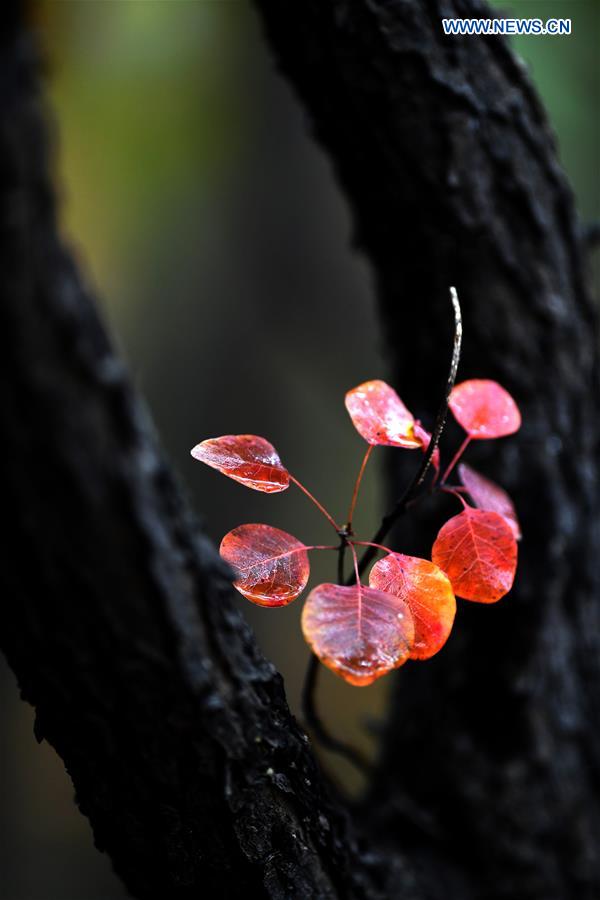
[254,1,600,897]
[0,12,400,899]
[356,287,462,576]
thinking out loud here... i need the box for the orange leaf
[369,554,455,659]
[301,582,414,686]
[220,524,309,607]
[449,380,521,439]
[432,508,517,603]
[191,435,289,492]
[459,464,521,540]
[345,380,421,448]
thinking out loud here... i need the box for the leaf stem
[234,544,338,575]
[346,445,373,529]
[355,286,463,578]
[351,539,395,556]
[300,534,370,776]
[440,435,470,484]
[348,540,361,587]
[439,485,469,508]
[289,476,341,533]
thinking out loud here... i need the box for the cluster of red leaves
[191,378,520,687]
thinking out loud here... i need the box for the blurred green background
[1,1,597,897]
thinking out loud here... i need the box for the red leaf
[459,464,521,540]
[301,582,414,686]
[345,380,421,448]
[220,524,309,607]
[369,554,455,659]
[432,508,517,603]
[449,380,521,439]
[191,435,289,492]
[413,420,440,470]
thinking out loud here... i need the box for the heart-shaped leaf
[369,554,455,659]
[345,380,421,448]
[459,464,521,540]
[432,508,517,603]
[220,524,309,606]
[449,380,521,439]
[191,435,289,492]
[301,582,414,686]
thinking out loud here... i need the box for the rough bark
[0,12,399,900]
[1,0,599,898]
[254,1,600,899]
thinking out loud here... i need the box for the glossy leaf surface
[432,508,517,603]
[345,380,420,448]
[369,554,455,659]
[301,582,414,686]
[449,380,521,439]
[220,524,309,606]
[459,464,521,540]
[191,434,289,492]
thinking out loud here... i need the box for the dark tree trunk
[1,1,598,899]
[255,2,600,899]
[0,10,396,900]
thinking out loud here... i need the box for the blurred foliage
[38,1,242,317]
[1,1,597,897]
[490,0,599,221]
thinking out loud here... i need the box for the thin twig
[302,287,462,775]
[346,445,373,529]
[337,535,347,583]
[355,287,463,577]
[301,655,370,774]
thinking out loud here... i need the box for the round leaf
[220,524,309,607]
[369,554,455,659]
[449,380,521,439]
[459,464,521,540]
[301,582,414,686]
[432,508,517,603]
[191,435,289,492]
[345,380,420,448]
